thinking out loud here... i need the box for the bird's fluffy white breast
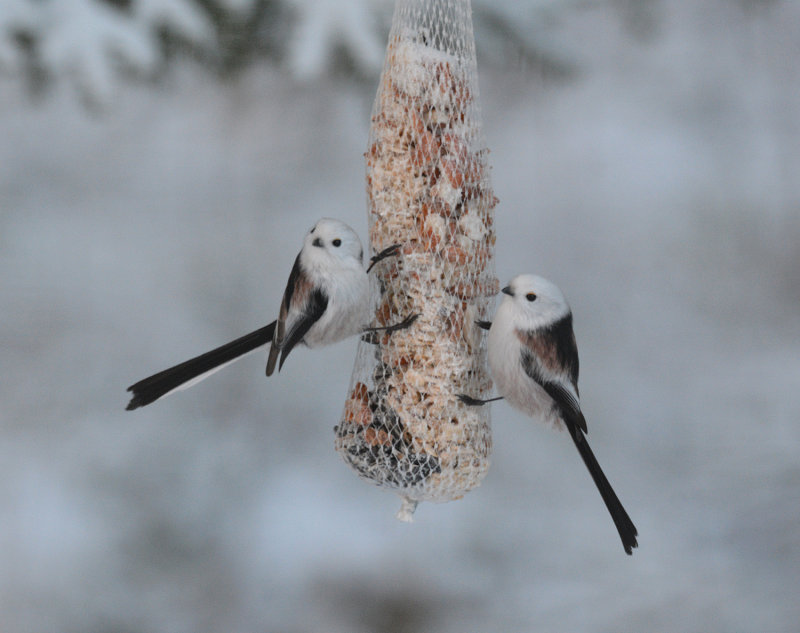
[304,256,371,347]
[488,296,562,426]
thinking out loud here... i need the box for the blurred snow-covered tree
[0,0,651,107]
[0,0,217,106]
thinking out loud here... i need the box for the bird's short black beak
[501,286,513,296]
[312,237,323,247]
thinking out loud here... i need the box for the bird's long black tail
[126,322,276,410]
[569,428,639,554]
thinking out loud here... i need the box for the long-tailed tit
[460,274,638,555]
[126,218,414,410]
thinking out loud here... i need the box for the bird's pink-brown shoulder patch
[515,328,562,375]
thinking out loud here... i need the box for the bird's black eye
[332,239,342,247]
[525,292,537,302]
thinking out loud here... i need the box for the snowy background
[2,1,799,632]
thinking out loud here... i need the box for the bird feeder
[335,0,498,520]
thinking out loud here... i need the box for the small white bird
[126,218,414,410]
[460,274,638,555]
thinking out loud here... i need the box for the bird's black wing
[519,315,585,433]
[267,253,303,376]
[126,322,276,410]
[541,379,588,435]
[277,287,328,371]
[545,312,580,390]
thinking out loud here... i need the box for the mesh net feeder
[335,0,499,521]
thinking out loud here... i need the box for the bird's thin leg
[363,312,419,335]
[361,313,419,343]
[457,394,504,406]
[366,243,402,273]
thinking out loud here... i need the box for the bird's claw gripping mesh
[335,0,498,520]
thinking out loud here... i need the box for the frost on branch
[285,0,385,80]
[1,0,580,106]
[1,0,214,106]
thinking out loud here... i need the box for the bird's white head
[500,274,571,329]
[302,218,364,269]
